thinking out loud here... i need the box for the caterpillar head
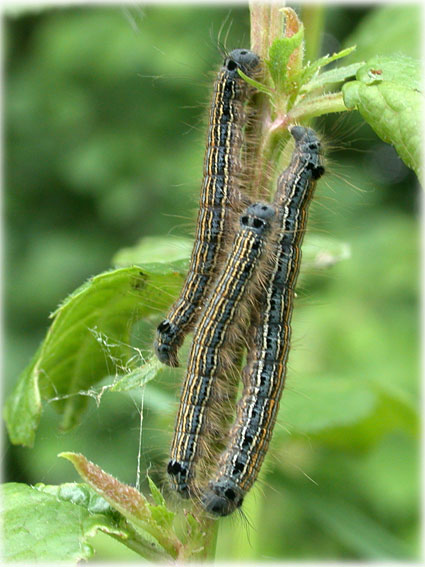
[240,202,275,235]
[201,479,244,517]
[224,49,261,79]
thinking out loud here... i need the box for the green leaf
[237,68,273,96]
[37,482,117,515]
[355,54,420,90]
[60,452,182,559]
[145,476,175,531]
[4,264,185,447]
[302,62,363,92]
[148,475,167,507]
[300,45,357,86]
[343,55,422,181]
[267,25,304,90]
[289,92,348,122]
[343,5,421,62]
[113,235,193,267]
[1,482,126,562]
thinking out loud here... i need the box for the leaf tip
[58,451,83,468]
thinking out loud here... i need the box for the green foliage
[1,482,126,562]
[298,45,358,87]
[300,62,362,93]
[264,21,356,119]
[60,453,180,559]
[267,24,304,90]
[4,234,348,449]
[58,452,211,562]
[3,4,419,564]
[343,55,422,181]
[113,236,193,267]
[4,263,185,446]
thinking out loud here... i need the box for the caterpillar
[201,125,325,516]
[167,201,275,497]
[154,49,261,367]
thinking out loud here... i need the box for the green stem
[289,91,349,122]
[202,518,219,561]
[178,515,219,562]
[111,525,169,562]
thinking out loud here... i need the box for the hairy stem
[289,91,349,121]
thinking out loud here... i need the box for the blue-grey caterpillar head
[201,479,244,517]
[240,202,275,234]
[290,125,325,180]
[224,49,260,79]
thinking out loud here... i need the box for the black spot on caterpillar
[154,49,261,367]
[201,126,325,517]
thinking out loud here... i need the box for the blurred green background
[4,4,420,562]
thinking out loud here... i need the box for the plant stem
[178,515,219,562]
[289,91,349,121]
[249,2,286,200]
[110,528,168,562]
[202,518,219,560]
[250,0,285,59]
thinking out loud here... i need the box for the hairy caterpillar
[154,49,261,367]
[167,202,275,497]
[201,126,325,516]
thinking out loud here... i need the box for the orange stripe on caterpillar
[154,49,261,367]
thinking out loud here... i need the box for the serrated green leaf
[113,235,193,267]
[302,62,363,92]
[148,475,167,507]
[1,482,126,563]
[4,264,185,447]
[289,91,348,122]
[343,55,422,181]
[300,45,357,85]
[149,504,175,532]
[267,25,304,90]
[146,474,208,560]
[60,452,182,559]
